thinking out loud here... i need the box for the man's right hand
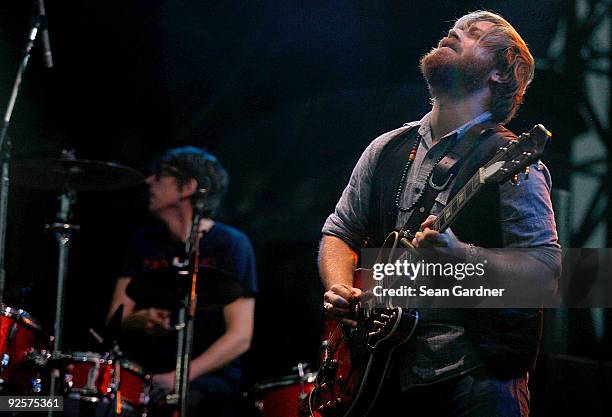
[124,308,171,336]
[323,284,363,327]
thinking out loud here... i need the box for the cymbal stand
[89,322,129,417]
[0,1,50,303]
[109,338,125,416]
[46,187,79,417]
[170,188,208,417]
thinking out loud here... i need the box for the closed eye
[467,27,484,38]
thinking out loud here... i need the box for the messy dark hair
[152,146,229,217]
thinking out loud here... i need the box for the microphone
[37,0,53,68]
[191,177,210,219]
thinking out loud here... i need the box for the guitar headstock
[481,124,552,184]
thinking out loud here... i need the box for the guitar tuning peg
[510,173,520,186]
[524,165,530,181]
[368,329,381,337]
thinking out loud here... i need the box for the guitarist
[320,10,561,417]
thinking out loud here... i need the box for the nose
[145,174,155,185]
[448,28,460,40]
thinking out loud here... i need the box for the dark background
[1,1,610,415]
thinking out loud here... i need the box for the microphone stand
[170,188,207,417]
[0,1,50,303]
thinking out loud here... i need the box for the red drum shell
[62,352,150,407]
[0,304,46,393]
[255,373,316,417]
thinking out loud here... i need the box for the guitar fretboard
[430,170,484,232]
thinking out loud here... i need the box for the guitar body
[300,270,419,417]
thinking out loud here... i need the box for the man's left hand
[412,215,463,248]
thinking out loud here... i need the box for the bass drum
[60,351,150,417]
[254,372,316,417]
[0,304,48,394]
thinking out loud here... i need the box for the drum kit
[0,4,316,415]
[253,363,316,417]
[2,160,319,417]
[1,155,152,416]
[1,155,317,417]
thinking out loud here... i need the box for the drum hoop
[119,360,147,376]
[0,304,43,331]
[67,392,135,410]
[60,351,108,364]
[254,373,317,391]
[61,353,150,381]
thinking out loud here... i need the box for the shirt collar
[416,111,493,146]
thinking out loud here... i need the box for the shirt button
[419,207,425,213]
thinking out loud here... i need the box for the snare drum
[61,352,150,411]
[0,304,47,393]
[254,372,316,417]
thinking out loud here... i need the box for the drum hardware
[174,187,207,417]
[0,304,48,394]
[57,311,149,415]
[58,351,151,417]
[11,156,145,192]
[57,314,151,417]
[1,321,18,373]
[254,364,317,417]
[8,150,145,415]
[44,167,80,408]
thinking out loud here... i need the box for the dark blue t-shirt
[119,222,257,382]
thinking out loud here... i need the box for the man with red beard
[320,11,560,417]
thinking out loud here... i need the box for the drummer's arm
[107,277,136,322]
[188,297,255,379]
[107,277,170,335]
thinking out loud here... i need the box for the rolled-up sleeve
[498,162,561,276]
[499,162,560,248]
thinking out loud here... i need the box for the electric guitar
[300,124,552,417]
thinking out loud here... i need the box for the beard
[420,47,493,97]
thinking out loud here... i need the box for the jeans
[370,368,530,417]
[149,374,240,417]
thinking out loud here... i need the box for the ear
[179,178,198,198]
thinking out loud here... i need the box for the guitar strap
[398,121,501,237]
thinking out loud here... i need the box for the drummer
[107,146,257,417]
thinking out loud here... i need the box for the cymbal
[11,158,144,192]
[125,266,250,310]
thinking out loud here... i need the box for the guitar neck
[430,169,485,232]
